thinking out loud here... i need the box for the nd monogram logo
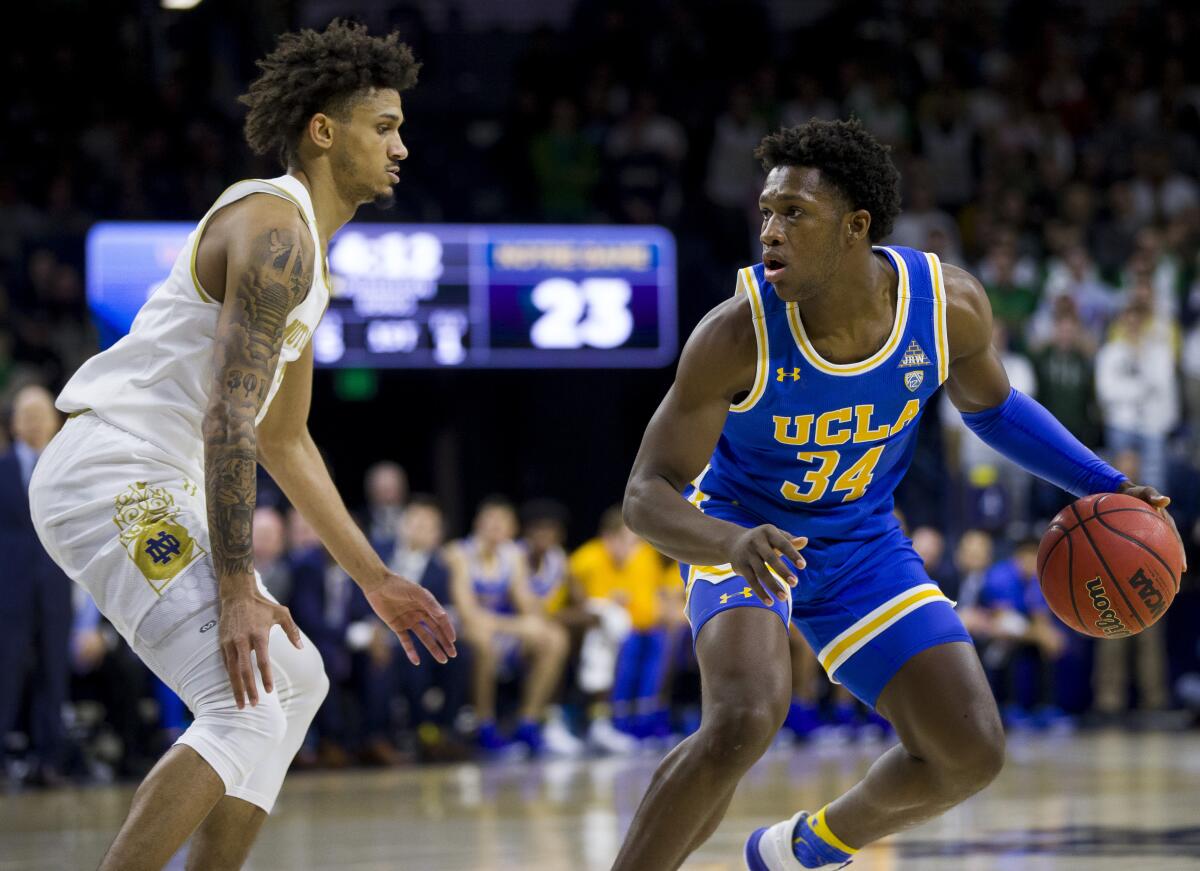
[144,531,183,565]
[113,482,205,593]
[776,367,801,382]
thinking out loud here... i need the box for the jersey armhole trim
[729,267,768,413]
[925,252,950,384]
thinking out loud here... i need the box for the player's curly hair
[755,118,901,242]
[240,19,420,169]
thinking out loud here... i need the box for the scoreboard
[85,222,677,368]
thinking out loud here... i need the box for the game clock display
[86,222,678,369]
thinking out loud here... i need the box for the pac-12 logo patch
[904,370,924,392]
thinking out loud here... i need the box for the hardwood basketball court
[2,730,1197,869]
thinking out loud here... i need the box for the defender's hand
[1119,481,1187,572]
[218,589,303,709]
[727,525,807,605]
[365,572,458,665]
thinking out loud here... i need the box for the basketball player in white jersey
[28,21,456,871]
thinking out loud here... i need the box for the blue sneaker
[744,811,852,870]
[513,720,544,755]
[477,721,509,751]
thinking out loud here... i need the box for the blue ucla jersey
[685,246,950,586]
[462,537,522,614]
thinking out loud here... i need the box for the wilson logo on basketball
[1127,569,1166,618]
[1084,577,1130,637]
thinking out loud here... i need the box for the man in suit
[0,384,70,785]
[383,496,471,755]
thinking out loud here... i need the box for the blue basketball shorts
[681,523,970,708]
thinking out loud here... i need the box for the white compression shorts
[29,413,328,812]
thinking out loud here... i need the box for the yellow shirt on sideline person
[569,538,668,631]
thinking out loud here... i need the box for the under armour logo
[144,531,182,565]
[776,367,801,382]
[720,586,754,604]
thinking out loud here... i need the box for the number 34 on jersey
[772,399,920,504]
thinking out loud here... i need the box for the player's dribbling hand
[727,525,807,605]
[218,589,303,709]
[365,572,458,666]
[1119,481,1187,571]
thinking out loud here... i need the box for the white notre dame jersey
[57,175,330,477]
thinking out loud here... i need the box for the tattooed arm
[201,198,310,708]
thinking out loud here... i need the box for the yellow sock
[806,805,859,856]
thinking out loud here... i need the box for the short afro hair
[755,118,901,242]
[240,19,420,169]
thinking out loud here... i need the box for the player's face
[401,506,443,552]
[330,88,408,209]
[758,166,856,302]
[475,506,517,546]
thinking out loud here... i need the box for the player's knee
[292,643,330,713]
[931,713,1006,795]
[958,720,1006,791]
[695,701,784,772]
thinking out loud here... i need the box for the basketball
[1037,493,1183,639]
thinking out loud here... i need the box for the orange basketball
[1037,493,1183,638]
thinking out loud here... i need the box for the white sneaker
[542,716,585,757]
[746,810,807,870]
[745,811,852,870]
[588,717,638,755]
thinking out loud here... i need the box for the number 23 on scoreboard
[530,278,635,350]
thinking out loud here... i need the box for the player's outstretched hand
[727,525,807,606]
[1119,481,1187,572]
[218,589,303,710]
[365,572,458,666]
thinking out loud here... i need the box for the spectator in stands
[286,510,352,769]
[704,85,767,264]
[779,72,838,128]
[0,385,71,786]
[529,97,600,222]
[958,538,1066,726]
[520,499,638,753]
[890,165,964,264]
[1096,289,1179,493]
[446,497,576,755]
[976,235,1039,343]
[910,525,955,592]
[1030,245,1116,349]
[1029,302,1101,519]
[604,89,687,225]
[69,590,154,779]
[951,529,996,618]
[361,461,407,552]
[386,497,471,760]
[569,506,676,740]
[941,321,1037,535]
[252,506,291,604]
[1183,318,1200,458]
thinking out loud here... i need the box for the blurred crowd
[4,0,1200,785]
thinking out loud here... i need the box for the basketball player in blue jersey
[611,119,1180,871]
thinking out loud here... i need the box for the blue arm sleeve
[960,388,1127,498]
